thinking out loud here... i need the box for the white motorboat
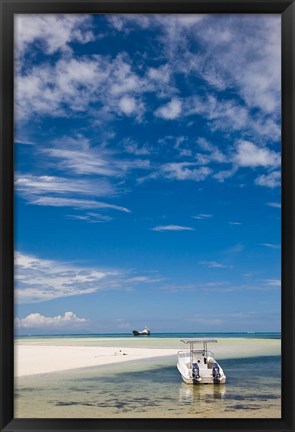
[177,338,226,384]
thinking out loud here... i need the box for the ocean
[17,332,281,340]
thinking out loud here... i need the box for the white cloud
[192,214,212,220]
[151,225,195,232]
[267,202,281,208]
[161,163,211,181]
[234,140,280,168]
[150,15,281,141]
[126,275,163,284]
[199,261,229,268]
[107,14,206,35]
[44,147,120,177]
[16,57,108,120]
[118,96,138,115]
[263,279,281,287]
[15,174,113,197]
[255,171,281,188]
[15,251,158,303]
[121,138,150,156]
[186,15,281,115]
[15,251,113,303]
[15,312,87,328]
[186,95,260,137]
[155,98,182,120]
[196,137,228,164]
[229,221,242,225]
[147,64,171,84]
[15,173,130,213]
[15,53,158,122]
[258,243,281,249]
[16,14,281,151]
[213,167,238,183]
[137,162,212,184]
[15,15,94,56]
[42,136,151,178]
[28,197,131,213]
[67,212,113,223]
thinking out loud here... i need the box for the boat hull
[177,364,226,384]
[132,330,150,336]
[177,358,226,385]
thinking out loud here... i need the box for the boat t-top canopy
[181,338,217,344]
[180,339,218,366]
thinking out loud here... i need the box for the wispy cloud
[258,243,281,249]
[255,171,281,188]
[121,138,150,156]
[229,221,242,225]
[67,213,113,223]
[15,139,35,145]
[118,95,144,119]
[15,174,130,213]
[263,279,281,287]
[192,213,213,220]
[15,251,159,303]
[15,15,94,57]
[28,197,131,213]
[160,163,211,181]
[43,147,121,177]
[15,251,115,303]
[15,14,281,193]
[267,202,281,208]
[44,145,150,177]
[234,140,280,168]
[15,49,174,123]
[198,260,229,268]
[151,225,195,232]
[213,167,238,183]
[180,15,280,121]
[196,137,228,164]
[15,312,88,328]
[155,98,182,120]
[15,174,114,197]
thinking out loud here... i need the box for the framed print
[0,0,294,431]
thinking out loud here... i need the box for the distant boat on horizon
[132,326,150,336]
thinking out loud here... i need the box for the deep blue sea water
[17,332,281,340]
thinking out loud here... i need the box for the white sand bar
[15,338,281,378]
[15,345,175,377]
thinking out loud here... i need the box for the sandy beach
[15,337,281,377]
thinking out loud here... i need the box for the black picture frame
[0,0,294,431]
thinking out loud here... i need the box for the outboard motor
[212,362,220,381]
[192,363,200,382]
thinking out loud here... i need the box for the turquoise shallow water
[15,355,281,418]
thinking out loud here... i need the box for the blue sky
[14,14,281,334]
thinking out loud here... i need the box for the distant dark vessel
[132,326,150,336]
